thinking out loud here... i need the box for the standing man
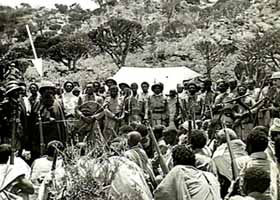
[103,85,124,140]
[125,83,144,124]
[62,81,78,118]
[200,79,215,120]
[28,83,40,109]
[167,90,179,128]
[29,81,67,161]
[146,82,169,127]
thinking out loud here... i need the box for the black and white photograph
[0,0,279,199]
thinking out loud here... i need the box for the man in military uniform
[181,81,203,122]
[145,82,169,127]
[29,81,67,161]
[28,83,40,110]
[167,90,179,128]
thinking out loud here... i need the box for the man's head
[176,84,184,94]
[109,85,119,98]
[168,90,177,98]
[271,72,280,87]
[119,125,134,136]
[187,82,198,95]
[245,79,255,91]
[246,129,268,155]
[72,87,80,97]
[228,78,237,91]
[105,78,117,88]
[269,118,280,142]
[216,128,237,146]
[217,80,229,93]
[29,83,39,96]
[242,167,270,195]
[98,85,106,94]
[85,82,94,95]
[93,81,100,93]
[127,131,142,148]
[141,82,149,93]
[39,81,56,107]
[237,85,247,96]
[163,127,178,145]
[172,145,196,166]
[64,81,74,93]
[190,129,207,150]
[202,79,212,92]
[130,83,138,94]
[0,144,11,164]
[152,83,163,95]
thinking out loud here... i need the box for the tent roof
[112,67,201,93]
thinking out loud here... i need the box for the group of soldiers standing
[1,71,280,200]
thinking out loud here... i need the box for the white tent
[112,67,201,93]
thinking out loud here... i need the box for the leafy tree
[88,18,145,68]
[238,29,280,80]
[194,39,228,79]
[54,4,68,14]
[47,33,90,71]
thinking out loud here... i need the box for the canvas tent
[112,67,201,93]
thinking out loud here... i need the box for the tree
[238,29,280,81]
[88,18,145,68]
[194,39,228,79]
[54,4,68,14]
[47,33,90,71]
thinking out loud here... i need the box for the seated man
[190,129,217,175]
[0,144,34,199]
[124,131,156,188]
[237,129,279,200]
[154,145,221,200]
[229,167,270,200]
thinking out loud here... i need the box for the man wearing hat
[1,81,28,152]
[119,82,130,97]
[105,77,117,89]
[28,83,40,109]
[145,82,169,127]
[28,81,67,162]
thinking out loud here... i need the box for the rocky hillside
[1,0,280,86]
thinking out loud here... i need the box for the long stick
[147,124,169,175]
[10,108,17,164]
[38,111,45,156]
[222,123,239,180]
[26,25,38,60]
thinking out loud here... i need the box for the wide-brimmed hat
[151,82,164,92]
[105,77,117,86]
[5,83,22,96]
[39,81,56,94]
[270,72,280,80]
[186,80,199,89]
[118,82,130,89]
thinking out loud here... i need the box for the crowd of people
[1,72,280,200]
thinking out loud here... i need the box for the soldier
[176,83,184,98]
[92,81,101,96]
[139,81,150,102]
[227,78,238,99]
[76,82,103,106]
[245,79,260,101]
[1,82,27,152]
[146,82,169,127]
[72,86,81,97]
[29,81,67,161]
[119,82,130,97]
[105,77,117,89]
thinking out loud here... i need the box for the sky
[0,0,98,10]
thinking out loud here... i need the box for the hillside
[1,0,280,86]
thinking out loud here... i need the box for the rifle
[10,104,18,165]
[146,123,169,176]
[38,111,45,156]
[255,75,268,102]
